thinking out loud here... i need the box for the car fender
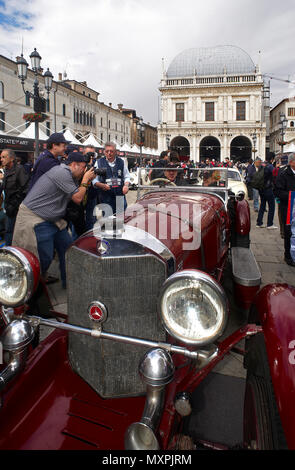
[253,284,295,449]
[235,199,250,235]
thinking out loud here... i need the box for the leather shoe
[285,257,295,267]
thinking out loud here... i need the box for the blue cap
[65,144,79,155]
[47,132,70,144]
[66,152,85,163]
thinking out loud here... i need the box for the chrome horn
[0,319,35,392]
[125,348,174,450]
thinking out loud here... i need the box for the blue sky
[0,0,294,125]
[0,2,32,29]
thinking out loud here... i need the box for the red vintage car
[0,168,294,450]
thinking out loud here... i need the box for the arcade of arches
[230,136,252,163]
[170,136,190,158]
[168,135,253,162]
[199,136,221,162]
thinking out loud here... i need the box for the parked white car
[227,168,248,198]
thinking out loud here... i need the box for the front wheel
[244,373,275,449]
[243,333,288,449]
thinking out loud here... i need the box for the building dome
[167,45,256,78]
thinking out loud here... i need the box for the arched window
[290,121,294,128]
[0,82,4,100]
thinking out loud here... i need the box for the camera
[84,152,96,164]
[93,167,107,177]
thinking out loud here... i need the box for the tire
[243,333,288,449]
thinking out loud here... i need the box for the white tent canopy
[63,128,82,146]
[130,144,141,152]
[284,141,295,153]
[18,123,48,140]
[83,133,101,147]
[121,143,133,152]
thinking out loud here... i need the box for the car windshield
[138,167,230,189]
[227,170,242,181]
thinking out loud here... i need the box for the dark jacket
[245,163,256,183]
[2,162,30,217]
[275,166,295,208]
[28,150,60,190]
[263,163,274,190]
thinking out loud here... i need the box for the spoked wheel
[243,333,288,450]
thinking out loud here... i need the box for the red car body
[0,179,294,450]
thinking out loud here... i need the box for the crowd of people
[0,137,294,289]
[245,154,295,267]
[0,133,131,287]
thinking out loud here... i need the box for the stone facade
[158,47,267,162]
[0,54,132,146]
[270,97,295,154]
[120,108,158,149]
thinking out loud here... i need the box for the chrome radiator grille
[66,244,167,398]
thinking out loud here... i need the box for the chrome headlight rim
[0,246,35,307]
[158,270,228,347]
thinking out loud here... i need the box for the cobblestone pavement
[45,191,295,377]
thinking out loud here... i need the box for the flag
[286,191,295,225]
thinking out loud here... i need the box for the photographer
[83,146,99,230]
[93,142,130,215]
[13,153,95,288]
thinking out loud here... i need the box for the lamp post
[137,116,145,166]
[17,48,53,161]
[279,112,288,153]
[252,132,257,159]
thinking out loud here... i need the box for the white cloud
[0,0,295,124]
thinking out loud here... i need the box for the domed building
[158,45,267,162]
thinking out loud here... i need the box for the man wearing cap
[28,132,69,190]
[13,152,95,287]
[150,162,184,186]
[63,144,79,160]
[148,151,170,181]
[93,141,130,214]
[0,148,30,245]
[83,145,99,230]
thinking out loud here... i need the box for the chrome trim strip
[28,316,199,360]
[93,223,176,276]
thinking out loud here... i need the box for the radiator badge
[97,239,110,255]
[88,301,108,323]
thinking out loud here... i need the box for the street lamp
[17,48,53,160]
[136,116,145,166]
[252,132,257,158]
[279,112,288,153]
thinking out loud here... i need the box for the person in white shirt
[93,142,130,215]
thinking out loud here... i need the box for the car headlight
[158,270,228,346]
[0,247,40,307]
